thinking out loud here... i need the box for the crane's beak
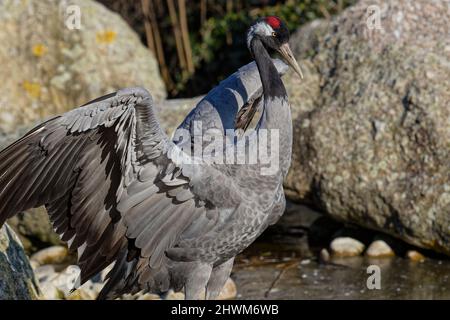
[277,43,304,79]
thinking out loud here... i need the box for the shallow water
[231,204,450,300]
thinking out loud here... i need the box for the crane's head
[247,16,303,79]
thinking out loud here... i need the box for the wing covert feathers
[0,87,219,299]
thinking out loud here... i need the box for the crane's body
[0,16,302,299]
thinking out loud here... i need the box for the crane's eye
[272,32,276,37]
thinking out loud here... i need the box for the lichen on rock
[0,224,40,300]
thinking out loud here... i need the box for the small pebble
[30,260,40,270]
[406,250,425,262]
[137,293,161,300]
[34,264,57,283]
[52,265,81,295]
[330,237,365,257]
[365,240,395,258]
[218,278,237,300]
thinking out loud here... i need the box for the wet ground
[231,203,450,299]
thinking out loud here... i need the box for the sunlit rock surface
[0,225,40,300]
[283,0,450,255]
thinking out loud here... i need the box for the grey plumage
[176,59,288,149]
[0,20,299,299]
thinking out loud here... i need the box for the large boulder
[283,0,450,254]
[0,224,40,299]
[0,0,166,136]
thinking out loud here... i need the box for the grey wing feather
[0,86,225,298]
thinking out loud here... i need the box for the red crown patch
[265,16,281,29]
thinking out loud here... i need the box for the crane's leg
[184,262,212,300]
[206,258,234,300]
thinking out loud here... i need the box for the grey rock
[0,224,40,299]
[66,279,102,300]
[283,0,450,255]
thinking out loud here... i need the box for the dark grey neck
[251,39,287,99]
[250,38,292,177]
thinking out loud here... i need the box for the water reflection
[232,205,450,299]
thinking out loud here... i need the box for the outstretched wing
[0,87,236,298]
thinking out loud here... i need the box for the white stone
[330,237,365,257]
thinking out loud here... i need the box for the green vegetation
[99,0,355,97]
